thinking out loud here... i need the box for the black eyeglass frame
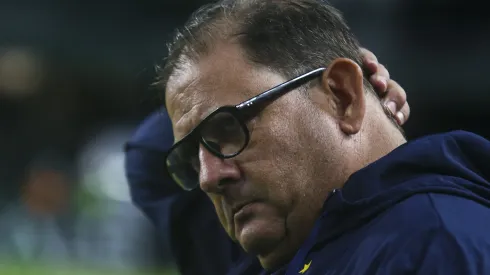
[166,67,326,189]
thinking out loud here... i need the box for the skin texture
[165,41,406,270]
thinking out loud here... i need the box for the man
[125,47,407,274]
[158,0,490,274]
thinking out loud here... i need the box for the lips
[231,200,259,217]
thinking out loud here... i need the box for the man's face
[166,42,349,268]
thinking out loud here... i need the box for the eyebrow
[173,99,220,143]
[173,107,200,141]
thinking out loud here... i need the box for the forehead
[165,42,286,140]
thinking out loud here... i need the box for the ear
[320,58,366,135]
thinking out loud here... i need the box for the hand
[361,48,410,126]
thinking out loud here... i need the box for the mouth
[231,200,259,217]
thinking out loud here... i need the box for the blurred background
[0,0,488,274]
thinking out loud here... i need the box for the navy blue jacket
[126,109,490,275]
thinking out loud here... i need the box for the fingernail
[385,101,397,114]
[396,112,405,123]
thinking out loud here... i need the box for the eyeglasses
[166,67,326,191]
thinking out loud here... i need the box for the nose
[198,144,241,193]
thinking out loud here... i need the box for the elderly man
[136,0,490,274]
[125,48,406,274]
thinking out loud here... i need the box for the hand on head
[361,48,410,125]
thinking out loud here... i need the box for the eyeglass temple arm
[236,68,326,110]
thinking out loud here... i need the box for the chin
[237,218,286,266]
[258,250,296,271]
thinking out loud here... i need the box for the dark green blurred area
[0,262,178,275]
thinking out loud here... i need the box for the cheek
[254,117,328,204]
[242,129,307,210]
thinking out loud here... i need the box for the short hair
[156,0,375,101]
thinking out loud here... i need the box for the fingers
[369,64,389,94]
[360,47,410,126]
[383,80,410,125]
[360,48,389,95]
[396,103,410,126]
[360,48,378,73]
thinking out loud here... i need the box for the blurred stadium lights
[0,48,44,97]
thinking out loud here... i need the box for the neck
[360,113,407,171]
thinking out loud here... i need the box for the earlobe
[321,58,366,135]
